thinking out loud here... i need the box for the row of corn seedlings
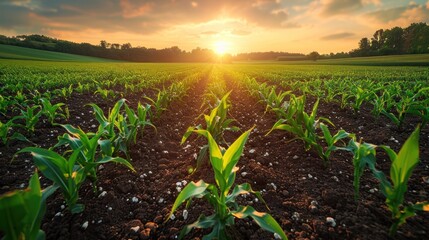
[0,66,212,239]
[176,91,288,239]
[232,71,428,237]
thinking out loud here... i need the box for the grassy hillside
[241,54,429,66]
[0,44,119,62]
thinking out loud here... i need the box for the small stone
[308,174,313,179]
[170,214,176,220]
[183,209,189,220]
[98,165,104,170]
[293,155,299,160]
[292,212,300,221]
[82,221,89,230]
[274,232,282,239]
[98,191,107,198]
[132,197,139,203]
[130,226,140,232]
[241,172,248,177]
[158,198,164,204]
[270,183,277,191]
[249,149,256,154]
[332,176,339,182]
[326,217,336,227]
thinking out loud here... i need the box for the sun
[213,41,230,55]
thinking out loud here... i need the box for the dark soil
[1,74,428,240]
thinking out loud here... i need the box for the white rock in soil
[293,155,298,160]
[249,149,256,154]
[130,226,140,232]
[264,152,269,157]
[176,182,182,187]
[181,180,187,186]
[183,209,189,220]
[170,214,176,220]
[193,153,198,159]
[241,172,248,177]
[176,186,182,192]
[274,233,282,240]
[19,183,25,188]
[183,144,191,149]
[108,207,112,211]
[326,217,336,227]
[158,198,164,204]
[292,212,300,221]
[308,174,313,179]
[98,191,107,198]
[98,165,104,170]
[82,221,89,230]
[132,197,139,203]
[310,200,318,206]
[61,205,65,210]
[55,212,61,217]
[332,176,339,182]
[270,183,277,191]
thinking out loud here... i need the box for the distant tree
[121,43,132,50]
[358,37,371,56]
[100,40,109,49]
[383,27,404,54]
[403,22,429,54]
[308,51,320,61]
[110,43,120,50]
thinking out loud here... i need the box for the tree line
[0,22,427,62]
[0,34,217,62]
[349,22,429,57]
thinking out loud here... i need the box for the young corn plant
[53,124,135,188]
[182,92,240,172]
[168,129,288,240]
[40,98,67,125]
[17,148,86,213]
[0,171,57,240]
[94,87,115,100]
[268,97,333,166]
[371,127,428,236]
[339,138,377,201]
[20,105,42,133]
[0,118,29,146]
[319,123,353,165]
[145,89,169,119]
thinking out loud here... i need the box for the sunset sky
[1,0,428,54]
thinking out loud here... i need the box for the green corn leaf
[166,180,210,222]
[178,214,217,240]
[18,147,70,194]
[96,156,135,172]
[232,206,288,240]
[391,127,419,188]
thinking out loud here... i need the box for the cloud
[231,29,251,36]
[321,32,355,40]
[365,2,429,24]
[319,0,381,16]
[201,31,218,35]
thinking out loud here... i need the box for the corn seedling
[53,124,135,188]
[339,138,377,200]
[268,97,333,166]
[94,87,115,100]
[19,105,42,133]
[182,92,239,172]
[40,98,67,125]
[0,117,29,146]
[18,148,86,213]
[319,123,353,165]
[145,89,169,119]
[0,171,57,240]
[168,129,288,240]
[371,127,428,236]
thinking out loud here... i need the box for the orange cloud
[120,0,152,18]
